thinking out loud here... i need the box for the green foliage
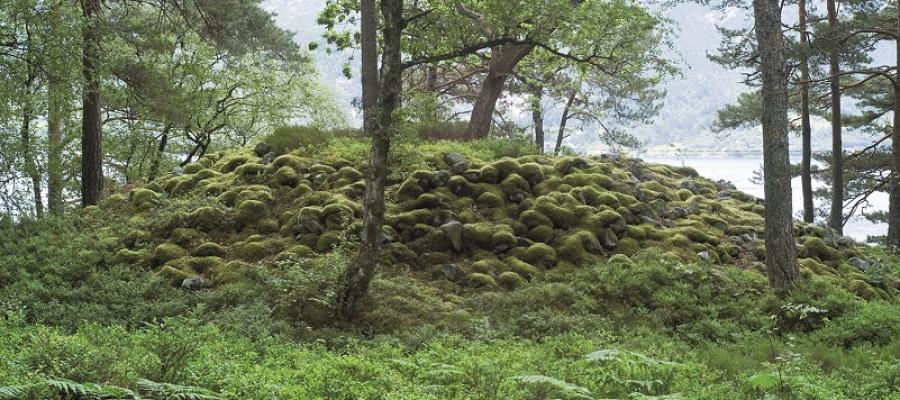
[264,125,335,155]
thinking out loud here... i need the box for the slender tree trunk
[360,0,379,134]
[798,0,814,224]
[827,0,844,234]
[80,0,103,207]
[530,86,545,154]
[148,124,172,181]
[335,0,403,319]
[554,91,578,155]
[888,0,900,249]
[47,79,65,216]
[20,72,44,218]
[466,44,535,139]
[752,0,800,291]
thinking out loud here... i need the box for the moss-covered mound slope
[92,140,897,300]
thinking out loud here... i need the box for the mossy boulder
[506,257,540,280]
[188,206,227,231]
[151,243,187,266]
[521,243,558,268]
[315,231,344,253]
[801,237,842,262]
[465,273,498,288]
[194,242,226,257]
[129,188,161,210]
[498,271,526,289]
[274,166,299,186]
[236,200,269,227]
[112,249,148,266]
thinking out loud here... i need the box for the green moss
[490,230,518,252]
[151,243,187,266]
[208,260,254,285]
[676,188,693,201]
[519,162,545,184]
[498,271,527,289]
[188,206,227,231]
[519,209,552,229]
[465,273,498,288]
[562,173,614,190]
[558,230,603,265]
[478,164,500,183]
[462,222,503,249]
[272,154,304,171]
[194,242,226,257]
[472,259,506,275]
[397,178,425,200]
[182,163,203,175]
[237,200,269,227]
[129,188,161,210]
[491,158,521,179]
[315,231,344,253]
[477,192,504,208]
[275,166,299,187]
[337,166,363,182]
[626,225,647,240]
[234,241,270,261]
[848,280,880,300]
[525,225,555,243]
[112,249,148,266]
[615,237,640,256]
[667,234,691,248]
[499,173,530,196]
[187,256,224,273]
[381,242,417,264]
[310,163,337,175]
[521,243,558,268]
[506,257,540,280]
[678,227,720,245]
[235,163,267,182]
[534,198,576,229]
[155,265,193,285]
[171,178,195,197]
[387,209,432,229]
[584,209,625,234]
[802,237,842,262]
[220,155,250,173]
[799,258,830,275]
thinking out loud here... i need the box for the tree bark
[47,78,65,216]
[888,0,900,249]
[530,86,545,154]
[466,43,535,139]
[554,90,578,155]
[335,0,403,320]
[798,0,814,224]
[360,0,379,134]
[80,0,103,207]
[752,0,800,291]
[827,0,844,234]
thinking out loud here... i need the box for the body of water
[643,156,888,242]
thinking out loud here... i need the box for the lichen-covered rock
[801,236,842,262]
[130,188,161,210]
[558,230,603,265]
[440,220,463,252]
[274,166,299,187]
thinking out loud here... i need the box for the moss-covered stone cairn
[98,143,897,301]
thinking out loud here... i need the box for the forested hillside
[1,0,899,399]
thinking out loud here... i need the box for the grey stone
[680,180,699,193]
[441,263,462,281]
[181,276,207,291]
[171,166,183,177]
[440,220,463,252]
[508,192,526,203]
[697,251,711,262]
[253,142,271,157]
[599,229,618,249]
[431,170,451,187]
[444,153,470,174]
[847,257,871,271]
[262,152,276,165]
[462,170,481,182]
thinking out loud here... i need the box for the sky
[262,0,887,153]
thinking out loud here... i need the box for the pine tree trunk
[798,0,814,224]
[360,0,379,134]
[530,86,545,154]
[47,78,65,216]
[80,0,103,207]
[335,0,402,320]
[466,44,534,139]
[888,0,900,249]
[752,0,801,291]
[827,0,844,234]
[554,91,577,155]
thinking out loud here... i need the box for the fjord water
[644,156,888,242]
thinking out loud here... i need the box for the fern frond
[0,383,33,400]
[511,374,594,399]
[136,379,221,400]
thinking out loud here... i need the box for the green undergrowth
[1,137,900,399]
